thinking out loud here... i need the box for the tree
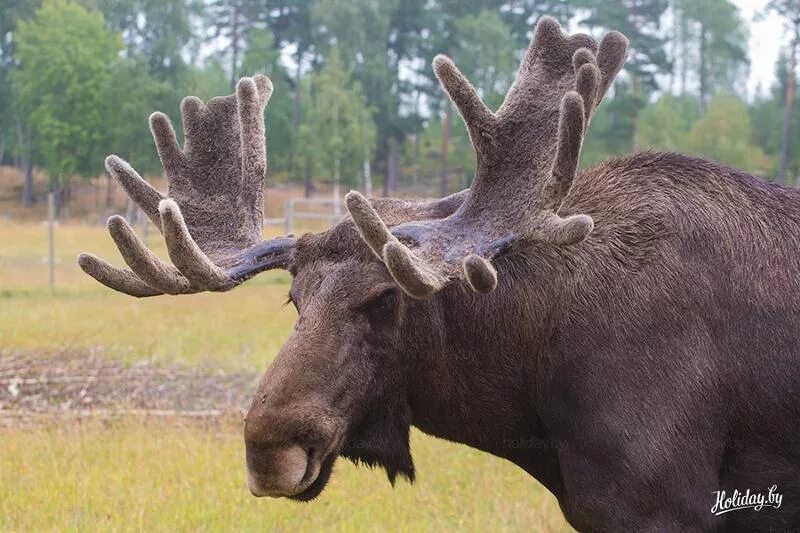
[240,27,294,177]
[13,0,122,210]
[751,53,800,184]
[683,94,772,174]
[636,94,700,151]
[674,0,749,110]
[260,0,314,182]
[204,0,262,88]
[296,48,376,201]
[311,0,406,196]
[88,0,195,81]
[0,0,42,203]
[577,0,670,148]
[765,0,800,183]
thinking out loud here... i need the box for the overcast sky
[735,0,787,96]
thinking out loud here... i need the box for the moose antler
[346,17,629,298]
[78,75,296,297]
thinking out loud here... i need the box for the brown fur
[78,16,800,531]
[247,153,800,530]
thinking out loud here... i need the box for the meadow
[0,220,572,531]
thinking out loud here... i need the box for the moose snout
[245,440,320,498]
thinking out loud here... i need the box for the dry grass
[0,417,570,532]
[1,221,572,531]
[0,221,295,369]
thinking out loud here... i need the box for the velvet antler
[78,75,296,297]
[347,16,629,298]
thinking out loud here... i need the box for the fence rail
[264,197,345,234]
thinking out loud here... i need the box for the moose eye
[359,287,398,318]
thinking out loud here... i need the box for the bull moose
[79,16,800,532]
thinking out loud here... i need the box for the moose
[79,16,800,531]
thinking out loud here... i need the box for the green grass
[1,221,572,531]
[0,418,570,532]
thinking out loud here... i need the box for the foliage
[0,0,798,195]
[13,0,122,184]
[578,0,670,90]
[636,94,701,152]
[683,93,773,174]
[296,48,376,189]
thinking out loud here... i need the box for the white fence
[264,197,345,234]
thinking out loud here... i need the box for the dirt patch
[0,350,260,424]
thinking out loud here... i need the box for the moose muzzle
[245,440,319,498]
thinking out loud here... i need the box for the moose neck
[405,251,571,497]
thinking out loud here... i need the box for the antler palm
[79,75,293,297]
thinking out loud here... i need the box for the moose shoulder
[79,17,800,532]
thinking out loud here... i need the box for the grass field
[0,221,572,531]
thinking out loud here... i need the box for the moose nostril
[246,443,312,497]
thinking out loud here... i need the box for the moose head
[80,17,628,501]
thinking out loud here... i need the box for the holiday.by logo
[711,485,783,516]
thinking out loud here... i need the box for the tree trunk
[289,55,303,179]
[440,102,452,197]
[18,119,33,207]
[631,75,639,152]
[699,23,708,114]
[333,157,341,216]
[386,138,398,197]
[414,132,421,188]
[22,158,33,207]
[778,35,797,185]
[303,158,314,198]
[230,4,240,89]
[363,152,372,197]
[105,174,116,209]
[679,8,689,95]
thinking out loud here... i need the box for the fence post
[47,191,55,292]
[285,199,294,235]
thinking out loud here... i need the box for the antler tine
[346,191,446,299]
[149,111,185,179]
[106,215,192,294]
[345,191,396,260]
[239,75,273,181]
[78,253,163,297]
[463,255,498,294]
[433,55,496,137]
[597,31,630,100]
[383,242,446,299]
[105,156,164,229]
[535,48,604,245]
[158,199,232,291]
[344,17,630,299]
[80,74,298,298]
